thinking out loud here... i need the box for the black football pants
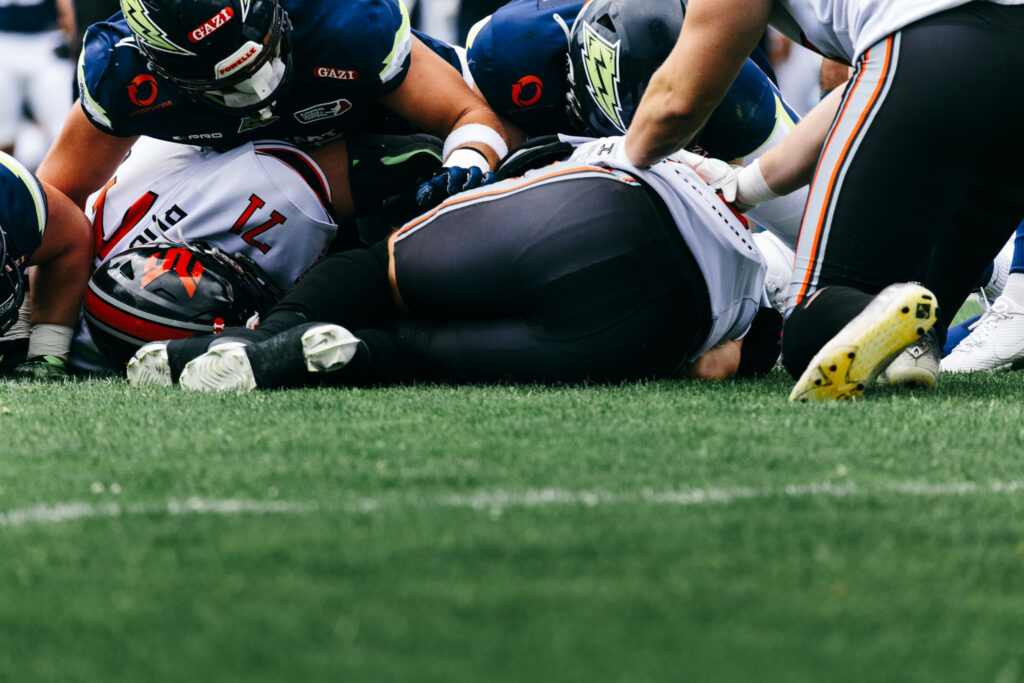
[271,172,712,384]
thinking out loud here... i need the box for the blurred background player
[0,0,75,169]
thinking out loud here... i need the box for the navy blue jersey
[465,0,583,138]
[78,0,413,149]
[0,0,58,33]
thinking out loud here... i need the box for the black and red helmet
[84,244,282,365]
[119,0,293,115]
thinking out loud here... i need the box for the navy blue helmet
[119,0,293,116]
[566,0,685,136]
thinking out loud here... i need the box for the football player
[0,0,74,163]
[38,0,510,220]
[459,0,788,156]
[0,152,92,378]
[624,0,1024,400]
[125,135,782,391]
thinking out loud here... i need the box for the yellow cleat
[789,283,938,402]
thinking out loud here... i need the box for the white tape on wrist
[442,123,508,163]
[736,158,779,208]
[444,147,490,172]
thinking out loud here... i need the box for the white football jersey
[86,137,337,287]
[564,138,766,360]
[72,137,339,371]
[768,0,1024,62]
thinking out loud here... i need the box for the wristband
[736,158,779,208]
[442,123,508,162]
[444,147,490,172]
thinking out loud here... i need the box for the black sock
[245,322,325,388]
[781,286,874,379]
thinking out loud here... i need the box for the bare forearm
[37,105,138,209]
[758,86,843,195]
[27,183,93,329]
[381,38,508,169]
[624,0,772,166]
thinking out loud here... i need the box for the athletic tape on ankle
[28,324,74,359]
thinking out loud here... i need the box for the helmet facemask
[198,37,292,119]
[0,228,26,336]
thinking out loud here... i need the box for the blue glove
[415,166,496,209]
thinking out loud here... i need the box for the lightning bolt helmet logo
[120,0,195,55]
[581,21,625,133]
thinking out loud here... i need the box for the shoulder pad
[77,19,148,134]
[465,0,583,135]
[375,0,412,90]
[291,0,412,94]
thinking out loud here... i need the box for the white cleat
[301,324,360,372]
[981,237,1014,304]
[789,283,938,402]
[179,342,255,393]
[127,342,171,387]
[883,329,940,388]
[940,298,1024,373]
[753,230,795,316]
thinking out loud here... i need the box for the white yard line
[1,480,1022,529]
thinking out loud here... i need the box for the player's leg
[180,257,709,390]
[783,7,1024,399]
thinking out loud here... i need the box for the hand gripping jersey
[70,136,338,371]
[464,0,798,161]
[78,0,413,149]
[562,138,766,359]
[768,0,1024,63]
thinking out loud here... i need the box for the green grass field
[3,306,1024,682]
